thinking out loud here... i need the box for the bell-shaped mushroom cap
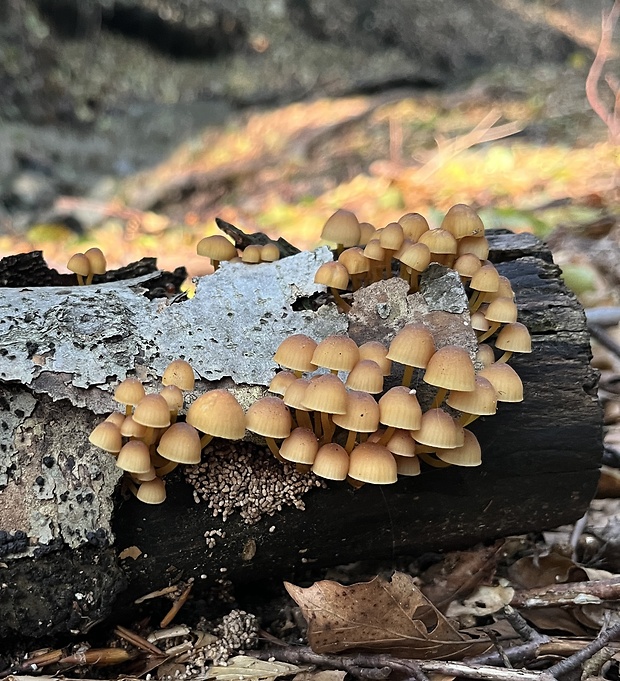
[363,239,385,262]
[495,322,532,354]
[311,335,360,373]
[157,422,202,464]
[348,442,397,484]
[160,385,184,413]
[378,386,422,430]
[133,394,171,429]
[446,375,497,416]
[314,261,350,290]
[423,345,476,392]
[321,209,361,247]
[89,421,122,453]
[133,465,157,482]
[67,252,90,277]
[358,341,392,376]
[332,390,380,433]
[387,324,436,369]
[457,235,490,260]
[269,370,297,396]
[398,242,431,272]
[485,297,518,324]
[394,454,421,476]
[114,378,145,408]
[186,389,246,439]
[379,222,404,251]
[137,477,166,504]
[338,247,369,275]
[246,396,292,439]
[84,247,107,275]
[261,242,281,262]
[384,429,417,457]
[280,427,319,464]
[117,440,151,473]
[274,334,317,374]
[418,228,457,259]
[479,362,524,402]
[471,310,490,333]
[120,415,147,439]
[358,222,376,246]
[477,343,496,367]
[282,378,311,410]
[242,245,262,263]
[345,359,384,394]
[412,408,464,449]
[454,253,482,279]
[105,411,126,428]
[470,263,500,293]
[162,359,195,391]
[196,235,237,262]
[312,443,350,480]
[398,212,430,241]
[302,374,347,415]
[436,429,482,466]
[441,204,485,239]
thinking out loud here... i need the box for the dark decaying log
[0,231,601,641]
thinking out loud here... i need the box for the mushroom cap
[133,394,171,429]
[345,359,384,394]
[311,443,350,480]
[332,390,380,433]
[274,334,317,374]
[302,374,347,414]
[84,247,107,275]
[378,386,422,430]
[246,396,292,439]
[120,415,147,439]
[470,263,499,293]
[280,427,319,464]
[484,296,518,324]
[137,477,166,504]
[348,442,397,484]
[446,375,497,416]
[454,253,482,279]
[321,209,361,247]
[261,243,281,262]
[186,389,246,439]
[89,421,122,453]
[369,428,417,457]
[162,359,195,391]
[441,204,485,239]
[67,252,90,277]
[423,345,476,392]
[363,239,385,262]
[269,370,297,396]
[358,341,392,376]
[471,310,490,332]
[314,261,350,290]
[457,235,490,260]
[105,412,126,429]
[311,335,360,373]
[282,378,311,410]
[412,408,464,449]
[358,222,376,246]
[477,343,496,367]
[157,422,202,464]
[160,385,184,413]
[338,247,369,275]
[116,440,151,473]
[398,213,430,241]
[133,465,157,482]
[196,235,237,261]
[114,378,145,408]
[379,222,405,251]
[242,245,262,263]
[418,228,457,258]
[478,362,524,402]
[386,324,436,369]
[394,454,421,476]
[436,429,482,466]
[495,322,532,354]
[397,242,431,272]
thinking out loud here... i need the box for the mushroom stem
[295,409,313,430]
[409,270,420,293]
[419,453,452,468]
[497,350,513,363]
[330,287,351,313]
[321,412,335,444]
[124,405,132,417]
[266,437,285,462]
[477,322,502,343]
[469,290,485,312]
[212,259,220,271]
[296,463,311,474]
[126,479,139,497]
[76,273,85,286]
[399,263,409,280]
[344,429,358,453]
[85,273,94,286]
[156,461,178,477]
[378,426,395,447]
[458,413,479,427]
[431,387,448,409]
[401,364,415,387]
[346,475,365,489]
[351,273,364,291]
[200,433,213,448]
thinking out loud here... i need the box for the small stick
[510,577,620,608]
[160,581,193,628]
[114,624,165,656]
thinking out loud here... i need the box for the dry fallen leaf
[206,655,309,681]
[285,571,492,660]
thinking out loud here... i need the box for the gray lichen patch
[0,388,36,487]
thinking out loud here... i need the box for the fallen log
[0,231,602,641]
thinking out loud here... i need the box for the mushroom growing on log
[0,230,601,642]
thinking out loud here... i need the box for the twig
[160,581,193,628]
[114,624,165,656]
[510,576,620,608]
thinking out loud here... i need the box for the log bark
[0,232,601,641]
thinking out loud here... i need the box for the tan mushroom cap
[387,324,436,369]
[246,396,292,439]
[242,245,262,263]
[160,385,184,413]
[398,212,430,241]
[358,341,392,376]
[358,222,376,246]
[338,247,369,275]
[457,235,490,260]
[423,345,476,392]
[137,477,166,504]
[274,334,317,374]
[412,408,464,449]
[495,322,532,354]
[133,394,171,429]
[269,370,297,396]
[477,343,496,367]
[314,261,350,290]
[397,242,431,272]
[321,209,361,247]
[484,297,518,324]
[379,222,405,251]
[332,390,380,434]
[479,362,524,402]
[67,252,90,277]
[186,389,246,439]
[302,373,347,415]
[311,335,360,373]
[196,235,237,262]
[471,310,490,333]
[133,465,157,482]
[282,378,311,410]
[378,386,422,431]
[89,421,122,453]
[418,228,457,259]
[84,247,107,275]
[436,429,482,466]
[311,443,350,480]
[120,415,147,439]
[117,440,151,473]
[446,375,497,416]
[261,243,281,262]
[441,204,485,239]
[363,239,385,262]
[280,427,319,464]
[114,378,145,408]
[454,253,482,279]
[157,422,202,464]
[370,428,416,457]
[162,359,195,391]
[394,454,421,476]
[348,442,397,484]
[470,263,500,293]
[345,359,384,394]
[105,412,126,429]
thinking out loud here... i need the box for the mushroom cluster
[67,248,107,285]
[196,235,281,270]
